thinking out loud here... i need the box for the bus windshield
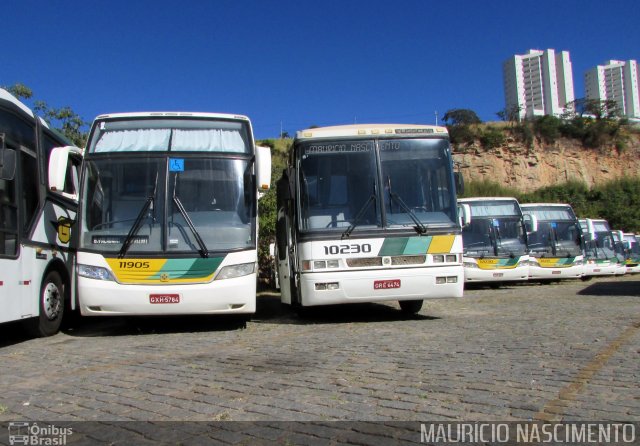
[297,138,457,232]
[88,118,250,154]
[81,157,254,254]
[524,206,582,257]
[587,231,617,259]
[463,201,527,256]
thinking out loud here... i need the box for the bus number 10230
[323,244,372,255]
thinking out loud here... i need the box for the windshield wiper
[118,172,159,258]
[118,196,153,259]
[386,176,426,234]
[173,194,209,258]
[342,185,377,239]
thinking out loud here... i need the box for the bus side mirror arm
[255,145,272,199]
[523,214,538,234]
[458,203,471,227]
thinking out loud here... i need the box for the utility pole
[434,110,438,126]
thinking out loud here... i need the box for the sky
[3,0,639,140]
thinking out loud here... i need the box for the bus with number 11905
[52,111,271,317]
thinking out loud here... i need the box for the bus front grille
[346,257,383,267]
[346,255,426,268]
[391,255,426,265]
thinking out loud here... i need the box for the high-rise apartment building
[585,60,639,119]
[503,49,575,121]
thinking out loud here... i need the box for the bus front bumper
[78,274,257,316]
[583,263,618,277]
[299,266,463,307]
[528,265,584,280]
[464,266,529,283]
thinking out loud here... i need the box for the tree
[496,105,522,125]
[442,109,482,126]
[6,83,33,100]
[568,98,619,120]
[2,83,88,147]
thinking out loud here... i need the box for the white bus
[622,233,640,273]
[521,203,584,280]
[275,124,466,314]
[610,229,628,275]
[0,88,82,336]
[458,197,531,284]
[579,218,622,278]
[64,112,270,316]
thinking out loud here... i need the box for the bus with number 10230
[275,124,467,314]
[54,111,271,317]
[0,88,82,336]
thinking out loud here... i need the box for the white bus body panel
[528,259,584,280]
[0,202,76,323]
[292,236,464,306]
[300,266,463,306]
[583,260,619,277]
[77,250,257,316]
[463,256,530,283]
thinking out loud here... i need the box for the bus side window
[20,150,39,232]
[0,177,18,256]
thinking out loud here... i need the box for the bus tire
[399,299,423,314]
[25,270,65,337]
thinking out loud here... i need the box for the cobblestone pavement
[0,275,638,444]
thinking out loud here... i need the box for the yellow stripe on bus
[427,235,455,254]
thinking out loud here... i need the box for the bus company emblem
[160,273,170,282]
[51,216,74,244]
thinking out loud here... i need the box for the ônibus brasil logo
[8,422,72,445]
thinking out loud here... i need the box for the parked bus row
[458,197,638,285]
[1,87,637,338]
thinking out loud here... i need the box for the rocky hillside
[453,132,640,192]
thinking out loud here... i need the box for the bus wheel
[25,271,64,337]
[399,299,423,314]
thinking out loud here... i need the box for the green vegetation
[3,83,88,146]
[256,138,291,279]
[444,103,638,151]
[461,178,640,233]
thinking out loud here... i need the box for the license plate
[552,271,561,275]
[150,294,180,304]
[493,272,504,278]
[374,279,401,290]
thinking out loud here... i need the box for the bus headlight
[78,264,115,281]
[463,262,478,269]
[215,262,255,280]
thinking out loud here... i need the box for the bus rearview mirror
[523,214,538,233]
[255,145,272,197]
